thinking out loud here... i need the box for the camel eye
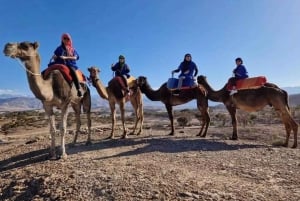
[19,43,29,50]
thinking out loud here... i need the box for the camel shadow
[0,148,49,172]
[0,136,267,172]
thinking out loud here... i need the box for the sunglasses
[63,37,70,41]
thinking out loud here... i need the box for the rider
[172,53,198,94]
[228,57,249,95]
[111,55,131,93]
[49,33,83,97]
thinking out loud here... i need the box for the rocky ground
[0,113,299,201]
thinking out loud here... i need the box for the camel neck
[141,84,161,101]
[93,78,109,100]
[202,81,227,102]
[24,57,51,101]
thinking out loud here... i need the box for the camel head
[197,75,207,86]
[136,76,148,88]
[3,41,39,61]
[87,66,100,81]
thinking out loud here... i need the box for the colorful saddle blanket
[42,64,86,84]
[227,76,267,91]
[167,77,197,90]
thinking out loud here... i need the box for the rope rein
[15,56,41,76]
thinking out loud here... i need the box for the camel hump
[227,76,267,91]
[127,76,136,88]
[43,64,86,84]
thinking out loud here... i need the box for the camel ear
[33,42,39,49]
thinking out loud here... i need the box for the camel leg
[109,101,116,139]
[120,101,127,139]
[85,111,92,145]
[137,104,144,135]
[165,104,175,135]
[281,112,298,148]
[131,91,144,135]
[227,105,238,140]
[82,90,92,145]
[60,108,68,159]
[198,110,210,137]
[130,98,138,135]
[72,106,81,146]
[48,112,56,159]
[197,99,210,137]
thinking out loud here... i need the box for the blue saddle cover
[167,77,196,90]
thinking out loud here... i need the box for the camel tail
[283,89,290,111]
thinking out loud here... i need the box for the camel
[197,75,298,148]
[88,66,143,138]
[3,41,92,159]
[136,76,210,136]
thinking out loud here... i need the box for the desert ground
[0,107,299,201]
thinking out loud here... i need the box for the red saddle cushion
[227,76,267,90]
[43,64,86,84]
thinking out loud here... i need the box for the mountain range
[0,86,300,112]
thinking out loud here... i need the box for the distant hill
[0,88,300,112]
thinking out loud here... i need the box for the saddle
[227,76,267,91]
[167,77,197,90]
[42,64,86,85]
[114,76,136,89]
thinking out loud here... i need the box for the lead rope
[15,58,41,76]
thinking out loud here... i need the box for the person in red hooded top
[49,33,82,97]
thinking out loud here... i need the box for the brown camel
[88,66,143,138]
[3,41,92,159]
[197,75,298,148]
[136,76,210,136]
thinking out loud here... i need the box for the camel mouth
[3,43,18,58]
[3,51,16,58]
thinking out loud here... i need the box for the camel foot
[283,142,289,147]
[230,136,238,140]
[121,134,128,139]
[292,144,297,149]
[168,132,174,136]
[85,140,92,146]
[198,134,206,138]
[48,154,57,161]
[60,153,68,160]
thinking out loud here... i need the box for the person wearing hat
[228,57,249,95]
[48,33,83,97]
[171,53,198,94]
[111,55,131,93]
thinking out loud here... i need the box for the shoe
[230,90,237,95]
[77,90,83,97]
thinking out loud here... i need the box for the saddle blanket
[42,64,86,84]
[227,76,267,90]
[115,76,136,88]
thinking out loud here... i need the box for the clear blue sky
[1,0,299,96]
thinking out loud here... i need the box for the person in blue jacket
[49,33,82,97]
[111,55,131,93]
[228,57,249,95]
[172,53,198,94]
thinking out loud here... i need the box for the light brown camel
[3,41,92,159]
[136,76,210,136]
[88,66,143,138]
[197,75,298,148]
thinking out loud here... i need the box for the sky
[0,0,300,97]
